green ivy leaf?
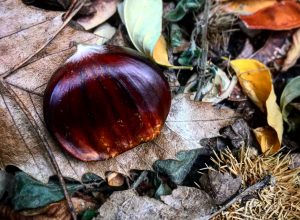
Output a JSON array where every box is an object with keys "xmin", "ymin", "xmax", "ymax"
[
  {"xmin": 11, "ymin": 171, "xmax": 83, "ymax": 211},
  {"xmin": 153, "ymin": 148, "xmax": 209, "ymax": 185},
  {"xmin": 81, "ymin": 172, "xmax": 103, "ymax": 184},
  {"xmin": 178, "ymin": 44, "xmax": 201, "ymax": 66},
  {"xmin": 280, "ymin": 76, "xmax": 300, "ymax": 131},
  {"xmin": 154, "ymin": 182, "xmax": 172, "ymax": 199},
  {"xmin": 170, "ymin": 24, "xmax": 184, "ymax": 48},
  {"xmin": 165, "ymin": 0, "xmax": 204, "ymax": 22},
  {"xmin": 80, "ymin": 209, "xmax": 98, "ymax": 220}
]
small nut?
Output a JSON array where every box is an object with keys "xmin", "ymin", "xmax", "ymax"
[{"xmin": 107, "ymin": 172, "xmax": 125, "ymax": 187}]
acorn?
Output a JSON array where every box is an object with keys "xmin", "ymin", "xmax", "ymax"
[{"xmin": 43, "ymin": 44, "xmax": 171, "ymax": 161}]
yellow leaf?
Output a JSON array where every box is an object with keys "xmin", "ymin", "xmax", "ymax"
[
  {"xmin": 230, "ymin": 59, "xmax": 283, "ymax": 153},
  {"xmin": 253, "ymin": 127, "xmax": 280, "ymax": 153},
  {"xmin": 152, "ymin": 36, "xmax": 192, "ymax": 70}
]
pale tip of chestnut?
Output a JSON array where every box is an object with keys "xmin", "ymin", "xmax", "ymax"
[{"xmin": 67, "ymin": 44, "xmax": 106, "ymax": 63}]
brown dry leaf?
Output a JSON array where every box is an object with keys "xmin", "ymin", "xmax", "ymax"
[
  {"xmin": 240, "ymin": 1, "xmax": 300, "ymax": 30},
  {"xmin": 0, "ymin": 0, "xmax": 237, "ymax": 182},
  {"xmin": 96, "ymin": 187, "xmax": 215, "ymax": 219},
  {"xmin": 249, "ymin": 31, "xmax": 291, "ymax": 65},
  {"xmin": 0, "ymin": 0, "xmax": 102, "ymax": 78},
  {"xmin": 282, "ymin": 28, "xmax": 300, "ymax": 71},
  {"xmin": 0, "ymin": 197, "xmax": 96, "ymax": 220},
  {"xmin": 0, "ymin": 0, "xmax": 58, "ymax": 38},
  {"xmin": 76, "ymin": 0, "xmax": 118, "ymax": 30},
  {"xmin": 230, "ymin": 59, "xmax": 283, "ymax": 153}
]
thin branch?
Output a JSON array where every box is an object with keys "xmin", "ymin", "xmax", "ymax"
[
  {"xmin": 207, "ymin": 175, "xmax": 275, "ymax": 219},
  {"xmin": 132, "ymin": 171, "xmax": 148, "ymax": 189},
  {"xmin": 194, "ymin": 0, "xmax": 211, "ymax": 101}
]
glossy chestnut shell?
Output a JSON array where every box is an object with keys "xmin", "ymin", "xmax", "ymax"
[{"xmin": 44, "ymin": 45, "xmax": 171, "ymax": 161}]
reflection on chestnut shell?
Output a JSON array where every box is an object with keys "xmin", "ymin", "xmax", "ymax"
[{"xmin": 43, "ymin": 45, "xmax": 171, "ymax": 161}]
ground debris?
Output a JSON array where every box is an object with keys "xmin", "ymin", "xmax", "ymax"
[{"xmin": 96, "ymin": 186, "xmax": 216, "ymax": 220}]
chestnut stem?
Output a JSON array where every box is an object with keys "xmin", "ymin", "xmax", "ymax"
[
  {"xmin": 194, "ymin": 0, "xmax": 210, "ymax": 101},
  {"xmin": 2, "ymin": 0, "xmax": 86, "ymax": 82}
]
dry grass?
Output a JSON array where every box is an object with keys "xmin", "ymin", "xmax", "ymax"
[
  {"xmin": 206, "ymin": 1, "xmax": 238, "ymax": 54},
  {"xmin": 210, "ymin": 148, "xmax": 300, "ymax": 220}
]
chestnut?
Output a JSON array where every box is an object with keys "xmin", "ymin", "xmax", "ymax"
[{"xmin": 43, "ymin": 44, "xmax": 171, "ymax": 161}]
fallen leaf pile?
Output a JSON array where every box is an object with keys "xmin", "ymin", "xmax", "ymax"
[{"xmin": 1, "ymin": 0, "xmax": 300, "ymax": 219}]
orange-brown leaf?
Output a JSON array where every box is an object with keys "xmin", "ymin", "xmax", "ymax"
[
  {"xmin": 0, "ymin": 198, "xmax": 96, "ymax": 220},
  {"xmin": 222, "ymin": 0, "xmax": 277, "ymax": 15},
  {"xmin": 240, "ymin": 1, "xmax": 300, "ymax": 30}
]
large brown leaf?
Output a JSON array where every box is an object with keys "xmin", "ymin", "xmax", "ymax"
[{"xmin": 0, "ymin": 0, "xmax": 238, "ymax": 182}]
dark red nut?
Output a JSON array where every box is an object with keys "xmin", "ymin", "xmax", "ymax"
[{"xmin": 43, "ymin": 44, "xmax": 171, "ymax": 161}]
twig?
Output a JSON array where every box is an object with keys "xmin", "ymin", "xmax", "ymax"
[
  {"xmin": 194, "ymin": 0, "xmax": 211, "ymax": 101},
  {"xmin": 207, "ymin": 175, "xmax": 275, "ymax": 219},
  {"xmin": 0, "ymin": 82, "xmax": 78, "ymax": 220},
  {"xmin": 2, "ymin": 0, "xmax": 87, "ymax": 80},
  {"xmin": 132, "ymin": 171, "xmax": 148, "ymax": 189}
]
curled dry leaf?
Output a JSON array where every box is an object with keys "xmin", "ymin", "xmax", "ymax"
[
  {"xmin": 230, "ymin": 59, "xmax": 283, "ymax": 153},
  {"xmin": 202, "ymin": 67, "xmax": 237, "ymax": 104},
  {"xmin": 76, "ymin": 0, "xmax": 118, "ymax": 30},
  {"xmin": 282, "ymin": 28, "xmax": 300, "ymax": 71},
  {"xmin": 199, "ymin": 170, "xmax": 242, "ymax": 205},
  {"xmin": 93, "ymin": 23, "xmax": 117, "ymax": 45},
  {"xmin": 240, "ymin": 1, "xmax": 300, "ymax": 30},
  {"xmin": 250, "ymin": 31, "xmax": 291, "ymax": 65}
]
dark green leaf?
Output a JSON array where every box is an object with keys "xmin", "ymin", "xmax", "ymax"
[
  {"xmin": 154, "ymin": 183, "xmax": 172, "ymax": 199},
  {"xmin": 82, "ymin": 173, "xmax": 103, "ymax": 184},
  {"xmin": 178, "ymin": 44, "xmax": 201, "ymax": 66},
  {"xmin": 165, "ymin": 0, "xmax": 203, "ymax": 22},
  {"xmin": 11, "ymin": 171, "xmax": 83, "ymax": 211},
  {"xmin": 280, "ymin": 76, "xmax": 300, "ymax": 131},
  {"xmin": 0, "ymin": 171, "xmax": 14, "ymax": 200},
  {"xmin": 153, "ymin": 148, "xmax": 209, "ymax": 184},
  {"xmin": 170, "ymin": 24, "xmax": 184, "ymax": 48},
  {"xmin": 80, "ymin": 209, "xmax": 98, "ymax": 220}
]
